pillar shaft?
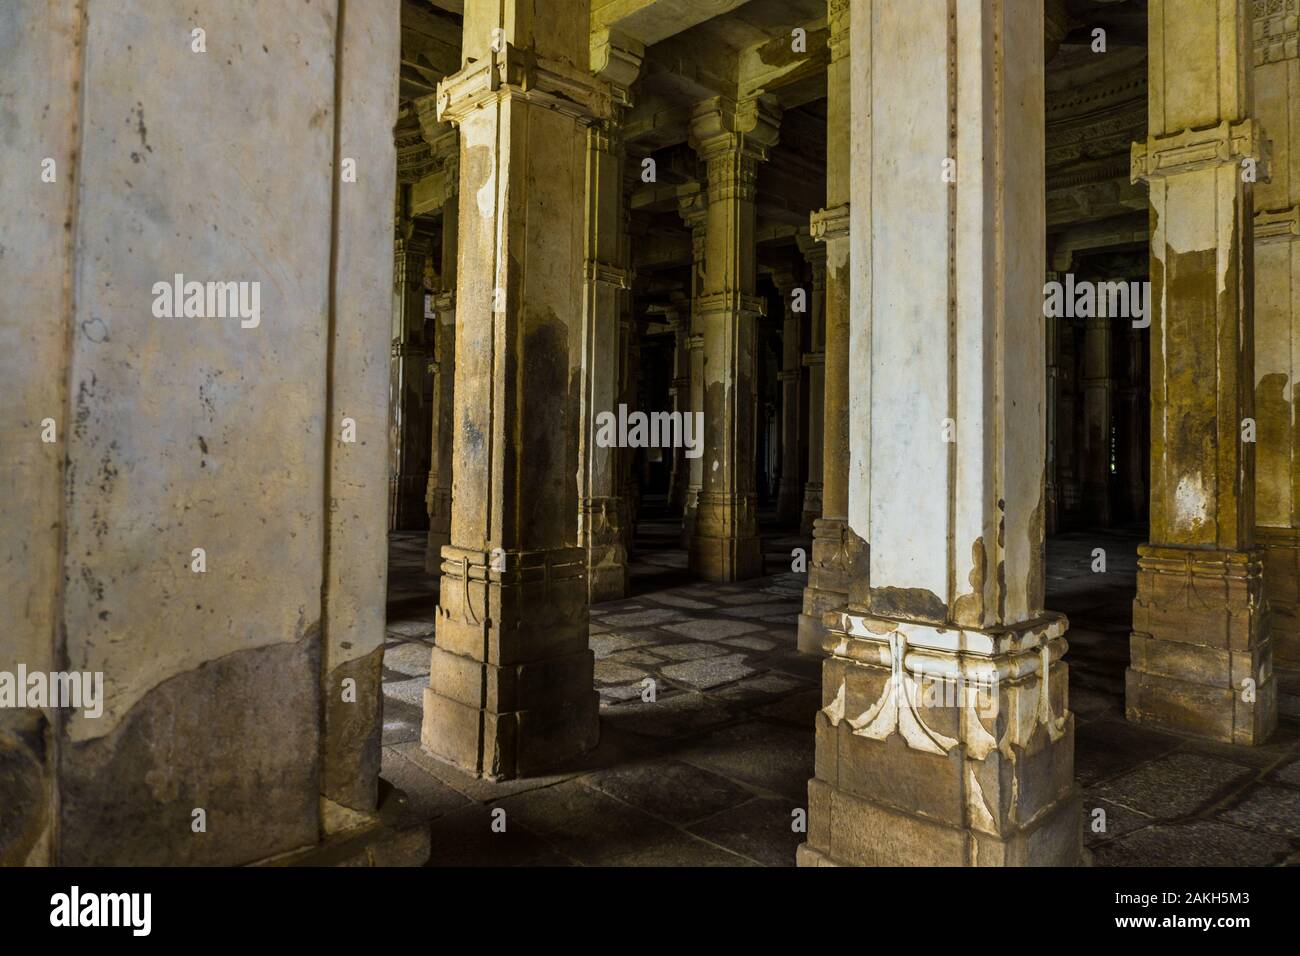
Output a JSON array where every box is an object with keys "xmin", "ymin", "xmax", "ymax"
[
  {"xmin": 667, "ymin": 310, "xmax": 692, "ymax": 511},
  {"xmin": 421, "ymin": 0, "xmax": 604, "ymax": 779},
  {"xmin": 799, "ymin": 0, "xmax": 854, "ymax": 653},
  {"xmin": 1253, "ymin": 2, "xmax": 1300, "ymax": 682},
  {"xmin": 389, "ymin": 222, "xmax": 432, "ymax": 530},
  {"xmin": 579, "ymin": 116, "xmax": 634, "ymax": 604},
  {"xmin": 800, "ymin": 239, "xmax": 827, "ymax": 535},
  {"xmin": 687, "ymin": 96, "xmax": 780, "ymax": 581},
  {"xmin": 420, "ymin": 119, "xmax": 458, "ymax": 571},
  {"xmin": 775, "ymin": 266, "xmax": 805, "ymax": 527},
  {"xmin": 1126, "ymin": 0, "xmax": 1276, "ymax": 744},
  {"xmin": 678, "ymin": 186, "xmax": 708, "ymax": 547},
  {"xmin": 1082, "ymin": 314, "xmax": 1114, "ymax": 527},
  {"xmin": 801, "ymin": 0, "xmax": 1079, "ymax": 867}
]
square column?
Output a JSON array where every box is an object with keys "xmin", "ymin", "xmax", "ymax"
[
  {"xmin": 389, "ymin": 220, "xmax": 433, "ymax": 531},
  {"xmin": 1253, "ymin": 2, "xmax": 1300, "ymax": 693},
  {"xmin": 421, "ymin": 1, "xmax": 607, "ymax": 779},
  {"xmin": 799, "ymin": 0, "xmax": 856, "ymax": 654},
  {"xmin": 1126, "ymin": 0, "xmax": 1276, "ymax": 744},
  {"xmin": 687, "ymin": 95, "xmax": 781, "ymax": 582},
  {"xmin": 667, "ymin": 304, "xmax": 693, "ymax": 511},
  {"xmin": 1081, "ymin": 314, "xmax": 1114, "ymax": 527},
  {"xmin": 800, "ymin": 0, "xmax": 1079, "ymax": 867}
]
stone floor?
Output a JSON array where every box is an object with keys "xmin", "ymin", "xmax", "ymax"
[{"xmin": 381, "ymin": 516, "xmax": 1300, "ymax": 866}]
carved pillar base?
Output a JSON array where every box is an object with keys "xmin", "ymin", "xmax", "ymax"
[
  {"xmin": 421, "ymin": 545, "xmax": 599, "ymax": 780},
  {"xmin": 1259, "ymin": 528, "xmax": 1300, "ymax": 673},
  {"xmin": 1126, "ymin": 545, "xmax": 1277, "ymax": 745},
  {"xmin": 582, "ymin": 495, "xmax": 629, "ymax": 604},
  {"xmin": 800, "ymin": 482, "xmax": 823, "ymax": 537},
  {"xmin": 690, "ymin": 492, "xmax": 762, "ymax": 582},
  {"xmin": 799, "ymin": 611, "xmax": 1080, "ymax": 867},
  {"xmin": 797, "ymin": 517, "xmax": 858, "ymax": 655}
]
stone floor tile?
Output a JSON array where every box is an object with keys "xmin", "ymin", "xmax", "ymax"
[
  {"xmin": 383, "ymin": 641, "xmax": 432, "ymax": 677},
  {"xmin": 675, "ymin": 721, "xmax": 814, "ymax": 802},
  {"xmin": 1218, "ymin": 784, "xmax": 1300, "ymax": 836},
  {"xmin": 583, "ymin": 758, "xmax": 754, "ymax": 825},
  {"xmin": 595, "ymin": 659, "xmax": 651, "ymax": 684},
  {"xmin": 1090, "ymin": 820, "xmax": 1290, "ymax": 867},
  {"xmin": 662, "ymin": 618, "xmax": 762, "ymax": 640},
  {"xmin": 382, "ymin": 676, "xmax": 428, "ymax": 709},
  {"xmin": 660, "ymin": 653, "xmax": 759, "ymax": 690},
  {"xmin": 1074, "ymin": 717, "xmax": 1181, "ymax": 786},
  {"xmin": 427, "ymin": 803, "xmax": 574, "ymax": 867},
  {"xmin": 652, "ymin": 641, "xmax": 732, "ymax": 661},
  {"xmin": 382, "ymin": 746, "xmax": 473, "ymax": 820},
  {"xmin": 602, "ymin": 608, "xmax": 688, "ymax": 627},
  {"xmin": 599, "ymin": 690, "xmax": 737, "ymax": 740},
  {"xmin": 1095, "ymin": 751, "xmax": 1256, "ymax": 819},
  {"xmin": 687, "ymin": 796, "xmax": 803, "ymax": 867},
  {"xmin": 1080, "ymin": 796, "xmax": 1155, "ymax": 845}
]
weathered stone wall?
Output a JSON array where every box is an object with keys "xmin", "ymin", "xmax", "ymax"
[{"xmin": 0, "ymin": 0, "xmax": 398, "ymax": 865}]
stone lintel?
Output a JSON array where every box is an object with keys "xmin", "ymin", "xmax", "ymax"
[{"xmin": 688, "ymin": 94, "xmax": 782, "ymax": 163}]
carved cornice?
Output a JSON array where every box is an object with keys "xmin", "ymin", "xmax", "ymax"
[
  {"xmin": 1254, "ymin": 0, "xmax": 1300, "ymax": 63},
  {"xmin": 586, "ymin": 260, "xmax": 631, "ymax": 288},
  {"xmin": 696, "ymin": 291, "xmax": 766, "ymax": 318},
  {"xmin": 1132, "ymin": 119, "xmax": 1268, "ymax": 183},
  {"xmin": 437, "ymin": 44, "xmax": 612, "ymax": 128}
]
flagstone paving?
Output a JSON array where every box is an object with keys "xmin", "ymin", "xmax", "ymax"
[{"xmin": 382, "ymin": 522, "xmax": 1300, "ymax": 866}]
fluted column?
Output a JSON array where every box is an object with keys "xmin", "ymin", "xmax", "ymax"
[
  {"xmin": 801, "ymin": 0, "xmax": 1078, "ymax": 866},
  {"xmin": 799, "ymin": 234, "xmax": 827, "ymax": 535},
  {"xmin": 1253, "ymin": 0, "xmax": 1300, "ymax": 685},
  {"xmin": 1124, "ymin": 0, "xmax": 1275, "ymax": 745},
  {"xmin": 687, "ymin": 95, "xmax": 780, "ymax": 581},
  {"xmin": 798, "ymin": 0, "xmax": 855, "ymax": 654},
  {"xmin": 421, "ymin": 0, "xmax": 606, "ymax": 778}
]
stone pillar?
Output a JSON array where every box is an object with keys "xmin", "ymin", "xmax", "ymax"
[
  {"xmin": 1081, "ymin": 312, "xmax": 1114, "ymax": 527},
  {"xmin": 687, "ymin": 95, "xmax": 780, "ymax": 581},
  {"xmin": 678, "ymin": 185, "xmax": 708, "ymax": 547},
  {"xmin": 1, "ymin": 0, "xmax": 400, "ymax": 864},
  {"xmin": 1253, "ymin": 0, "xmax": 1300, "ymax": 686},
  {"xmin": 667, "ymin": 305, "xmax": 692, "ymax": 512},
  {"xmin": 618, "ymin": 312, "xmax": 642, "ymax": 537},
  {"xmin": 421, "ymin": 0, "xmax": 605, "ymax": 779},
  {"xmin": 389, "ymin": 216, "xmax": 433, "ymax": 531},
  {"xmin": 799, "ymin": 235, "xmax": 827, "ymax": 536},
  {"xmin": 1125, "ymin": 0, "xmax": 1276, "ymax": 745},
  {"xmin": 417, "ymin": 111, "xmax": 459, "ymax": 571},
  {"xmin": 801, "ymin": 0, "xmax": 1080, "ymax": 867},
  {"xmin": 579, "ymin": 35, "xmax": 641, "ymax": 604},
  {"xmin": 774, "ymin": 264, "xmax": 805, "ymax": 527},
  {"xmin": 798, "ymin": 0, "xmax": 854, "ymax": 654}
]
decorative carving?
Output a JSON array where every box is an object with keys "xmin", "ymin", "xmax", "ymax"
[
  {"xmin": 809, "ymin": 203, "xmax": 850, "ymax": 242},
  {"xmin": 1254, "ymin": 0, "xmax": 1300, "ymax": 63},
  {"xmin": 1132, "ymin": 119, "xmax": 1268, "ymax": 183}
]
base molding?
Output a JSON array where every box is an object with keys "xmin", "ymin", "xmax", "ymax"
[{"xmin": 1126, "ymin": 544, "xmax": 1276, "ymax": 745}]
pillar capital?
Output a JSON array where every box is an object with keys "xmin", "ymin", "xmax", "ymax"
[
  {"xmin": 590, "ymin": 28, "xmax": 645, "ymax": 107},
  {"xmin": 437, "ymin": 43, "xmax": 612, "ymax": 128},
  {"xmin": 688, "ymin": 94, "xmax": 782, "ymax": 166}
]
